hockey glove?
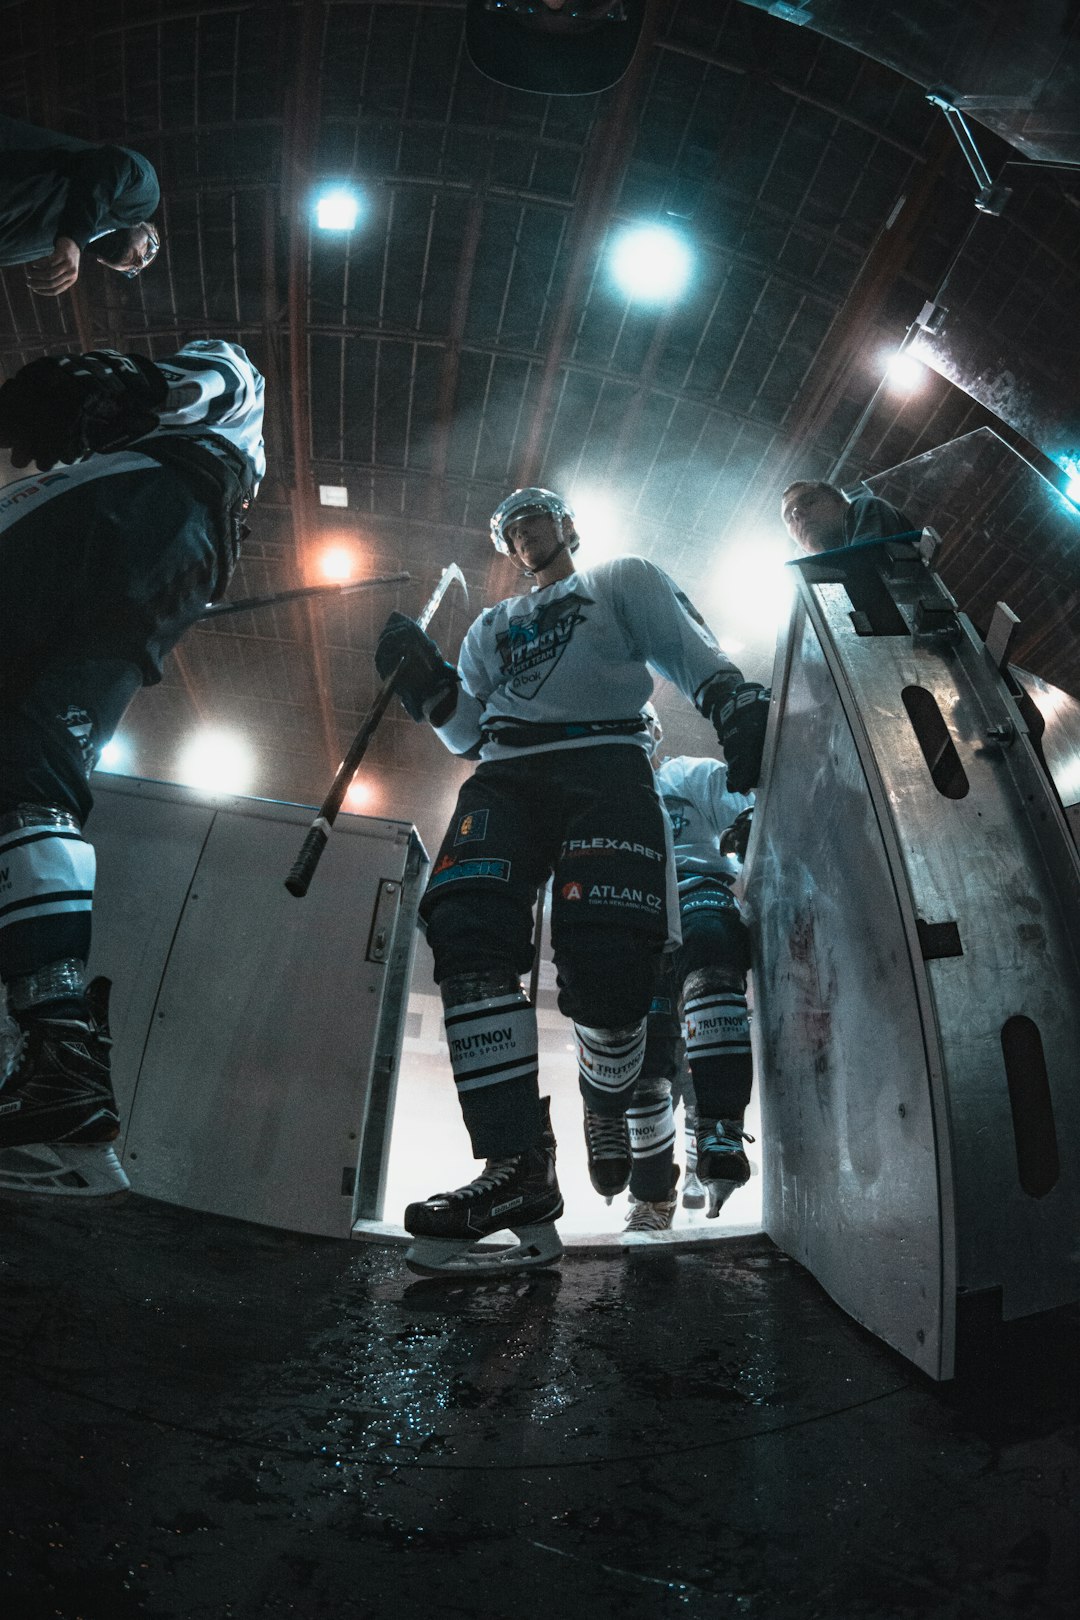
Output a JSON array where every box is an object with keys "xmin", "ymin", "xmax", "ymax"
[
  {"xmin": 719, "ymin": 806, "xmax": 754, "ymax": 863},
  {"xmin": 715, "ymin": 682, "xmax": 770, "ymax": 793},
  {"xmin": 0, "ymin": 350, "xmax": 167, "ymax": 470},
  {"xmin": 375, "ymin": 611, "xmax": 459, "ymax": 724}
]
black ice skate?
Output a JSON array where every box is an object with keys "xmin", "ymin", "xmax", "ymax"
[
  {"xmin": 582, "ymin": 1103, "xmax": 631, "ymax": 1202},
  {"xmin": 404, "ymin": 1097, "xmax": 563, "ymax": 1276},
  {"xmin": 0, "ymin": 978, "xmax": 130, "ymax": 1199},
  {"xmin": 696, "ymin": 1118, "xmax": 755, "ymax": 1219}
]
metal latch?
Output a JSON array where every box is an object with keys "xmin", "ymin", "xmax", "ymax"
[{"xmin": 366, "ymin": 879, "xmax": 401, "ymax": 963}]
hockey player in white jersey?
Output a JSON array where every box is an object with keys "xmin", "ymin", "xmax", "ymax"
[
  {"xmin": 606, "ymin": 706, "xmax": 757, "ymax": 1232},
  {"xmin": 375, "ymin": 487, "xmax": 769, "ymax": 1274},
  {"xmin": 0, "ymin": 340, "xmax": 264, "ymax": 1198}
]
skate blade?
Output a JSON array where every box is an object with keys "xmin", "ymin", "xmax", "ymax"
[
  {"xmin": 704, "ymin": 1181, "xmax": 743, "ymax": 1219},
  {"xmin": 405, "ymin": 1222, "xmax": 563, "ymax": 1278},
  {"xmin": 0, "ymin": 1142, "xmax": 130, "ymax": 1200}
]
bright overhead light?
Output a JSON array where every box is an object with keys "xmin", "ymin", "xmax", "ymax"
[
  {"xmin": 319, "ymin": 484, "xmax": 348, "ymax": 507},
  {"xmin": 177, "ymin": 728, "xmax": 255, "ymax": 797},
  {"xmin": 315, "ymin": 187, "xmax": 361, "ymax": 231},
  {"xmin": 884, "ymin": 351, "xmax": 927, "ymax": 392},
  {"xmin": 569, "ymin": 489, "xmax": 622, "ymax": 565},
  {"xmin": 344, "ymin": 780, "xmax": 373, "ymax": 813},
  {"xmin": 706, "ymin": 538, "xmax": 794, "ymax": 641},
  {"xmin": 96, "ymin": 738, "xmax": 130, "ymax": 774},
  {"xmin": 609, "ymin": 223, "xmax": 694, "ymax": 303},
  {"xmin": 318, "ymin": 544, "xmax": 359, "ymax": 583},
  {"xmin": 1059, "ymin": 455, "xmax": 1080, "ymax": 506}
]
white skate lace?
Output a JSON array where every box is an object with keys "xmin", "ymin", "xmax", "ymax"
[
  {"xmin": 625, "ymin": 1195, "xmax": 676, "ymax": 1233},
  {"xmin": 439, "ymin": 1155, "xmax": 521, "ymax": 1202},
  {"xmin": 584, "ymin": 1111, "xmax": 629, "ymax": 1159}
]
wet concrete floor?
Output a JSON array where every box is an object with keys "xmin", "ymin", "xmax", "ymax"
[{"xmin": 0, "ymin": 1195, "xmax": 1076, "ymax": 1619}]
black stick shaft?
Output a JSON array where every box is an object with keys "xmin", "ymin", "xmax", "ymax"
[{"xmin": 284, "ymin": 655, "xmax": 405, "ymax": 898}]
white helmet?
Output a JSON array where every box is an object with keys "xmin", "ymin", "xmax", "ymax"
[{"xmin": 489, "ymin": 487, "xmax": 578, "ymax": 556}]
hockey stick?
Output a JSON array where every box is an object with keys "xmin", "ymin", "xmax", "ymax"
[
  {"xmin": 199, "ymin": 571, "xmax": 410, "ymax": 620},
  {"xmin": 285, "ymin": 563, "xmax": 468, "ymax": 897}
]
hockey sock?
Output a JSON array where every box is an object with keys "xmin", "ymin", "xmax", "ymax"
[
  {"xmin": 627, "ymin": 1092, "xmax": 676, "ymax": 1201},
  {"xmin": 574, "ymin": 1019, "xmax": 647, "ymax": 1115},
  {"xmin": 683, "ymin": 985, "xmax": 753, "ymax": 1121},
  {"xmin": 0, "ymin": 810, "xmax": 94, "ymax": 993},
  {"xmin": 442, "ymin": 978, "xmax": 540, "ymax": 1159}
]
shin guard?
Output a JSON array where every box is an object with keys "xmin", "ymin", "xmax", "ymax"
[{"xmin": 574, "ymin": 1019, "xmax": 647, "ymax": 1115}]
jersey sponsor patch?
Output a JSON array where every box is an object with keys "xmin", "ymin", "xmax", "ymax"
[
  {"xmin": 495, "ymin": 591, "xmax": 592, "ymax": 699},
  {"xmin": 453, "ymin": 808, "xmax": 489, "ymax": 846},
  {"xmin": 561, "ymin": 880, "xmax": 583, "ymax": 901},
  {"xmin": 560, "ymin": 836, "xmax": 664, "ymax": 862},
  {"xmin": 427, "ymin": 856, "xmax": 511, "ymax": 890}
]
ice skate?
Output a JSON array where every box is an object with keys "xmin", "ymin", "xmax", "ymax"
[
  {"xmin": 622, "ymin": 1168, "xmax": 679, "ymax": 1240},
  {"xmin": 0, "ymin": 978, "xmax": 129, "ymax": 1199},
  {"xmin": 697, "ymin": 1117, "xmax": 754, "ymax": 1218},
  {"xmin": 404, "ymin": 1097, "xmax": 563, "ymax": 1276},
  {"xmin": 582, "ymin": 1104, "xmax": 631, "ymax": 1203}
]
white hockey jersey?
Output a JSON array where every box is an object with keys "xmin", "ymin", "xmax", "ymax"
[
  {"xmin": 435, "ymin": 555, "xmax": 741, "ymax": 762},
  {"xmin": 655, "ymin": 755, "xmax": 753, "ymax": 881},
  {"xmin": 0, "ymin": 341, "xmax": 265, "ymax": 540}
]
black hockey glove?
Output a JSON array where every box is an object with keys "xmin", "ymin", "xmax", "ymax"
[
  {"xmin": 714, "ymin": 681, "xmax": 770, "ymax": 793},
  {"xmin": 719, "ymin": 806, "xmax": 753, "ymax": 863},
  {"xmin": 0, "ymin": 350, "xmax": 167, "ymax": 471},
  {"xmin": 375, "ymin": 611, "xmax": 459, "ymax": 724}
]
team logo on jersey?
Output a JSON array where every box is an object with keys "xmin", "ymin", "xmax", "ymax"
[
  {"xmin": 454, "ymin": 809, "xmax": 489, "ymax": 845},
  {"xmin": 428, "ymin": 857, "xmax": 511, "ymax": 891},
  {"xmin": 666, "ymin": 806, "xmax": 689, "ymax": 839},
  {"xmin": 561, "ymin": 881, "xmax": 584, "ymax": 901},
  {"xmin": 495, "ymin": 591, "xmax": 592, "ymax": 699}
]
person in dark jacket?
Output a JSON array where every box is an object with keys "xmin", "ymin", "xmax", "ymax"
[{"xmin": 0, "ymin": 113, "xmax": 160, "ymax": 296}]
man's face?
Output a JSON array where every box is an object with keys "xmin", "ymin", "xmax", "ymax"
[
  {"xmin": 781, "ymin": 484, "xmax": 848, "ymax": 554},
  {"xmin": 505, "ymin": 510, "xmax": 567, "ymax": 571},
  {"xmin": 95, "ymin": 225, "xmax": 158, "ymax": 276}
]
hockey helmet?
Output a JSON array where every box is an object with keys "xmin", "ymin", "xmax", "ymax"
[{"xmin": 490, "ymin": 487, "xmax": 578, "ymax": 556}]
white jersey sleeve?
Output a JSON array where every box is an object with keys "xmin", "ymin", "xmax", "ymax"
[{"xmin": 152, "ymin": 340, "xmax": 266, "ymax": 484}]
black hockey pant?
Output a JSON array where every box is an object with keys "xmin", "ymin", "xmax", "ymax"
[{"xmin": 420, "ymin": 745, "xmax": 674, "ymax": 1157}]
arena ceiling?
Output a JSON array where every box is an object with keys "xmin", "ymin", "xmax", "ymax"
[{"xmin": 1, "ymin": 0, "xmax": 1078, "ymax": 850}]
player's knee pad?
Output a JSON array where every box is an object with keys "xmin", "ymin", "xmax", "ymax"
[
  {"xmin": 574, "ymin": 1019, "xmax": 647, "ymax": 1115},
  {"xmin": 0, "ymin": 804, "xmax": 94, "ymax": 981},
  {"xmin": 555, "ymin": 926, "xmax": 659, "ymax": 1028}
]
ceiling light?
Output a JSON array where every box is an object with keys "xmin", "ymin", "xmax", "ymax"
[
  {"xmin": 176, "ymin": 728, "xmax": 255, "ymax": 796},
  {"xmin": 315, "ymin": 187, "xmax": 361, "ymax": 231},
  {"xmin": 884, "ymin": 351, "xmax": 927, "ymax": 392},
  {"xmin": 568, "ymin": 489, "xmax": 621, "ymax": 565},
  {"xmin": 96, "ymin": 738, "xmax": 130, "ymax": 774},
  {"xmin": 1059, "ymin": 455, "xmax": 1080, "ymax": 507},
  {"xmin": 344, "ymin": 780, "xmax": 373, "ymax": 812},
  {"xmin": 319, "ymin": 545, "xmax": 358, "ymax": 583},
  {"xmin": 706, "ymin": 539, "xmax": 794, "ymax": 640},
  {"xmin": 609, "ymin": 223, "xmax": 694, "ymax": 304},
  {"xmin": 319, "ymin": 484, "xmax": 348, "ymax": 507}
]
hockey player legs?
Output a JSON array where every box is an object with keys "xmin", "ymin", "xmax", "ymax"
[
  {"xmin": 409, "ymin": 746, "xmax": 668, "ymax": 1274},
  {"xmin": 0, "ymin": 342, "xmax": 264, "ymax": 1197}
]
